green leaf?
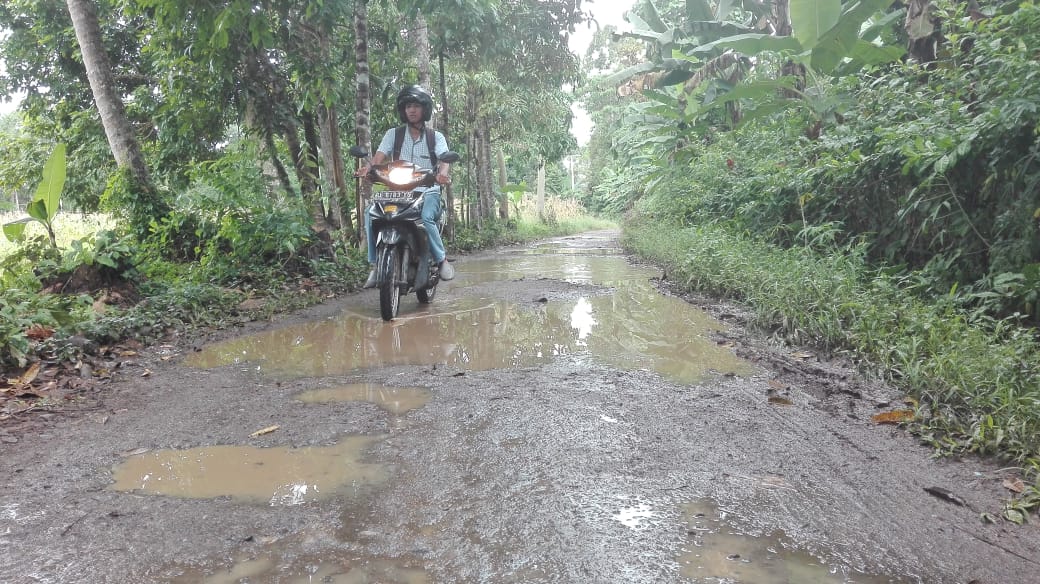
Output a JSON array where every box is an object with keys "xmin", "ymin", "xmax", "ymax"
[
  {"xmin": 690, "ymin": 79, "xmax": 796, "ymax": 117},
  {"xmin": 812, "ymin": 0, "xmax": 901, "ymax": 73},
  {"xmin": 714, "ymin": 0, "xmax": 736, "ymax": 19},
  {"xmin": 2, "ymin": 219, "xmax": 31, "ymax": 242},
  {"xmin": 690, "ymin": 33, "xmax": 802, "ymax": 56},
  {"xmin": 685, "ymin": 0, "xmax": 714, "ymax": 22},
  {"xmin": 790, "ymin": 0, "xmax": 841, "ymax": 49},
  {"xmin": 633, "ymin": 0, "xmax": 669, "ymax": 33},
  {"xmin": 34, "ymin": 143, "xmax": 66, "ymax": 222},
  {"xmin": 26, "ymin": 199, "xmax": 48, "ymax": 223}
]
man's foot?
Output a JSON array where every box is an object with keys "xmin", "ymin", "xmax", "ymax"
[
  {"xmin": 363, "ymin": 268, "xmax": 377, "ymax": 288},
  {"xmin": 438, "ymin": 259, "xmax": 455, "ymax": 281}
]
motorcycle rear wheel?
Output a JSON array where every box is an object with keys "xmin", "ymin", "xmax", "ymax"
[
  {"xmin": 378, "ymin": 247, "xmax": 401, "ymax": 321},
  {"xmin": 417, "ymin": 281, "xmax": 437, "ymax": 304}
]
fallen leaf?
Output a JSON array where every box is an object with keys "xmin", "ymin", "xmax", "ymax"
[
  {"xmin": 767, "ymin": 379, "xmax": 787, "ymax": 390},
  {"xmin": 768, "ymin": 396, "xmax": 794, "ymax": 406},
  {"xmin": 25, "ymin": 325, "xmax": 54, "ymax": 341},
  {"xmin": 119, "ymin": 350, "xmax": 139, "ymax": 357},
  {"xmin": 15, "ymin": 362, "xmax": 42, "ymax": 387},
  {"xmin": 791, "ymin": 351, "xmax": 813, "ymax": 360},
  {"xmin": 1003, "ymin": 477, "xmax": 1026, "ymax": 494},
  {"xmin": 141, "ymin": 369, "xmax": 152, "ymax": 378},
  {"xmin": 250, "ymin": 425, "xmax": 280, "ymax": 438},
  {"xmin": 120, "ymin": 447, "xmax": 151, "ymax": 457},
  {"xmin": 871, "ymin": 410, "xmax": 915, "ymax": 424}
]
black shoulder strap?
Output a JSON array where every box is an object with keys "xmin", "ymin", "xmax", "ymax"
[
  {"xmin": 393, "ymin": 125, "xmax": 439, "ymax": 168},
  {"xmin": 426, "ymin": 128, "xmax": 438, "ymax": 168},
  {"xmin": 392, "ymin": 125, "xmax": 406, "ymax": 161}
]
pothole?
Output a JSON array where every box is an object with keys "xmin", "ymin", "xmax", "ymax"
[{"xmin": 110, "ymin": 435, "xmax": 387, "ymax": 505}]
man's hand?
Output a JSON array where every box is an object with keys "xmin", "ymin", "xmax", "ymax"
[{"xmin": 435, "ymin": 170, "xmax": 451, "ymax": 185}]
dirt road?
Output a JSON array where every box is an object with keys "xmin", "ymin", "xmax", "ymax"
[{"xmin": 2, "ymin": 231, "xmax": 1037, "ymax": 583}]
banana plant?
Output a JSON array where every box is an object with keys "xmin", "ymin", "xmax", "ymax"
[
  {"xmin": 3, "ymin": 144, "xmax": 66, "ymax": 248},
  {"xmin": 606, "ymin": 0, "xmax": 906, "ymax": 132}
]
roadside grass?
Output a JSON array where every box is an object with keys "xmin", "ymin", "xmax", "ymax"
[
  {"xmin": 0, "ymin": 202, "xmax": 610, "ymax": 374},
  {"xmin": 453, "ymin": 196, "xmax": 616, "ymax": 251},
  {"xmin": 623, "ymin": 217, "xmax": 1040, "ymax": 521},
  {"xmin": 0, "ymin": 212, "xmax": 115, "ymax": 259}
]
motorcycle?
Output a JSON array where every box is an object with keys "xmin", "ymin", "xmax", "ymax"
[{"xmin": 349, "ymin": 145, "xmax": 461, "ymax": 321}]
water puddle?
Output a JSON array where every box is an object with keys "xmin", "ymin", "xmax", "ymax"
[
  {"xmin": 168, "ymin": 555, "xmax": 428, "ymax": 584},
  {"xmin": 110, "ymin": 435, "xmax": 387, "ymax": 505},
  {"xmin": 186, "ymin": 283, "xmax": 752, "ymax": 384},
  {"xmin": 453, "ymin": 254, "xmax": 659, "ymax": 287},
  {"xmin": 296, "ymin": 383, "xmax": 431, "ymax": 415},
  {"xmin": 679, "ymin": 500, "xmax": 908, "ymax": 583}
]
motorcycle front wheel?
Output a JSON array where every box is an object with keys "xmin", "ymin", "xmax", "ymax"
[{"xmin": 378, "ymin": 246, "xmax": 401, "ymax": 321}]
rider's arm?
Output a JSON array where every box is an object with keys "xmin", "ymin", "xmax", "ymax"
[
  {"xmin": 435, "ymin": 160, "xmax": 451, "ymax": 185},
  {"xmin": 434, "ymin": 131, "xmax": 451, "ymax": 184},
  {"xmin": 359, "ymin": 151, "xmax": 388, "ymax": 177}
]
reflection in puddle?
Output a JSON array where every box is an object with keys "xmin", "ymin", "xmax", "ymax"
[
  {"xmin": 170, "ymin": 556, "xmax": 428, "ymax": 584},
  {"xmin": 613, "ymin": 503, "xmax": 656, "ymax": 529},
  {"xmin": 296, "ymin": 383, "xmax": 431, "ymax": 415},
  {"xmin": 679, "ymin": 501, "xmax": 907, "ymax": 583},
  {"xmin": 455, "ymin": 255, "xmax": 659, "ymax": 287},
  {"xmin": 111, "ymin": 436, "xmax": 387, "ymax": 505},
  {"xmin": 186, "ymin": 284, "xmax": 753, "ymax": 385}
]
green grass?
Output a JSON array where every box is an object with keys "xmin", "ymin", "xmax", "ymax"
[
  {"xmin": 0, "ymin": 212, "xmax": 115, "ymax": 258},
  {"xmin": 623, "ymin": 216, "xmax": 1040, "ymax": 520}
]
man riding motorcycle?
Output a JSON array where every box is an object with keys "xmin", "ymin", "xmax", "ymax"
[{"xmin": 358, "ymin": 85, "xmax": 455, "ymax": 288}]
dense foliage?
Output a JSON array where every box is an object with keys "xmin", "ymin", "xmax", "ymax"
[{"xmin": 581, "ymin": 0, "xmax": 1040, "ymax": 516}]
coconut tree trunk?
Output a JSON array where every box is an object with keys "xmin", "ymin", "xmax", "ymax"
[
  {"xmin": 414, "ymin": 13, "xmax": 432, "ymax": 90},
  {"xmin": 65, "ymin": 0, "xmax": 156, "ymax": 214},
  {"xmin": 498, "ymin": 150, "xmax": 508, "ymax": 221},
  {"xmin": 354, "ymin": 0, "xmax": 373, "ymax": 247},
  {"xmin": 438, "ymin": 50, "xmax": 455, "ymax": 239}
]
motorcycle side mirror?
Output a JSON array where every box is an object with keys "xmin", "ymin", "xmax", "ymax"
[
  {"xmin": 349, "ymin": 145, "xmax": 369, "ymax": 158},
  {"xmin": 440, "ymin": 151, "xmax": 461, "ymax": 164}
]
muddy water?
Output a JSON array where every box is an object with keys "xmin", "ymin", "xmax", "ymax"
[
  {"xmin": 679, "ymin": 501, "xmax": 908, "ymax": 583},
  {"xmin": 185, "ymin": 256, "xmax": 753, "ymax": 384},
  {"xmin": 110, "ymin": 435, "xmax": 387, "ymax": 505}
]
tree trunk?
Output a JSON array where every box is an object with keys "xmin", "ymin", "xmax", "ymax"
[
  {"xmin": 536, "ymin": 164, "xmax": 546, "ymax": 221},
  {"xmin": 66, "ymin": 0, "xmax": 149, "ymax": 185},
  {"xmin": 318, "ymin": 104, "xmax": 351, "ymax": 238},
  {"xmin": 414, "ymin": 14, "xmax": 432, "ymax": 91},
  {"xmin": 354, "ymin": 0, "xmax": 373, "ymax": 248},
  {"xmin": 65, "ymin": 0, "xmax": 159, "ymax": 229},
  {"xmin": 438, "ymin": 50, "xmax": 455, "ymax": 240},
  {"xmin": 475, "ymin": 121, "xmax": 495, "ymax": 222},
  {"xmin": 497, "ymin": 150, "xmax": 508, "ymax": 221}
]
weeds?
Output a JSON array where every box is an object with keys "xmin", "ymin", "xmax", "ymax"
[{"xmin": 623, "ymin": 217, "xmax": 1040, "ymax": 519}]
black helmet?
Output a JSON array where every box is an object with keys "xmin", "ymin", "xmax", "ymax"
[{"xmin": 396, "ymin": 85, "xmax": 434, "ymax": 123}]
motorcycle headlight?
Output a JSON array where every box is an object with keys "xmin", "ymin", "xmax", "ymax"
[{"xmin": 388, "ymin": 166, "xmax": 416, "ymax": 184}]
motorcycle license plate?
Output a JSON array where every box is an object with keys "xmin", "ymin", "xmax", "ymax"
[{"xmin": 376, "ymin": 190, "xmax": 413, "ymax": 201}]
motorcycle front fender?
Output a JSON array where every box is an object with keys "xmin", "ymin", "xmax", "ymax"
[{"xmin": 378, "ymin": 226, "xmax": 403, "ymax": 247}]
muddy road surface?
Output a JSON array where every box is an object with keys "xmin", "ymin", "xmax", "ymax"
[{"xmin": 2, "ymin": 231, "xmax": 1038, "ymax": 583}]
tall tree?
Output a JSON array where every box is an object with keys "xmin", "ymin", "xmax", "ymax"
[
  {"xmin": 354, "ymin": 0, "xmax": 374, "ymax": 246},
  {"xmin": 64, "ymin": 0, "xmax": 147, "ymax": 185},
  {"xmin": 65, "ymin": 0, "xmax": 165, "ymax": 234}
]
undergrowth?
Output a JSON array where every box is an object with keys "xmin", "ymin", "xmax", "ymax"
[{"xmin": 623, "ymin": 217, "xmax": 1040, "ymax": 522}]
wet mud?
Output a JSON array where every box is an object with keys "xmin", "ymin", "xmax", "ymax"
[{"xmin": 2, "ymin": 231, "xmax": 1038, "ymax": 583}]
